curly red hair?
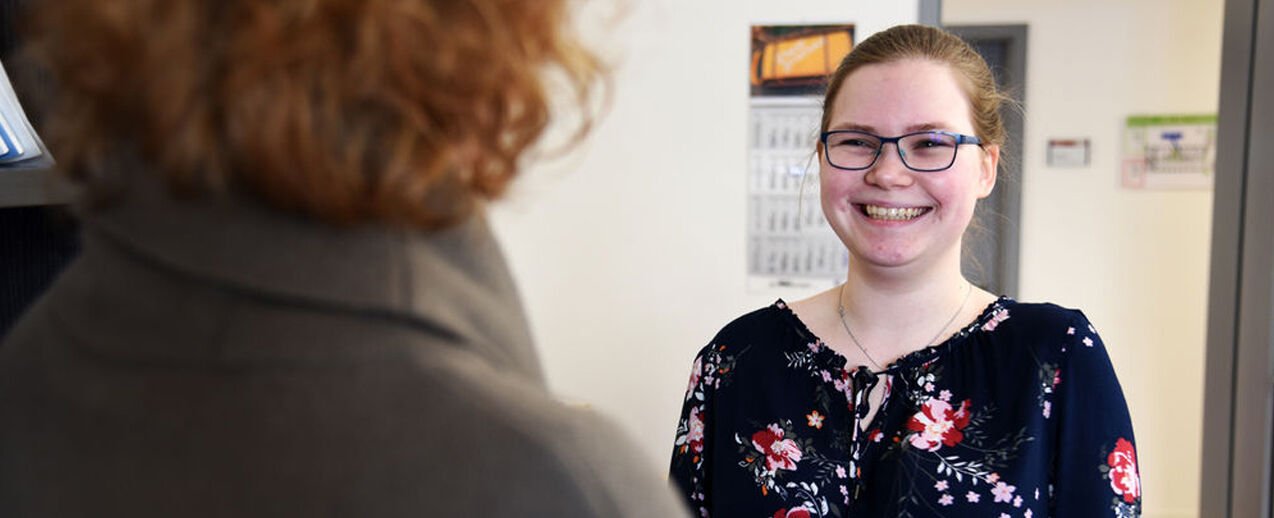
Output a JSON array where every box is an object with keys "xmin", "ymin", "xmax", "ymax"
[{"xmin": 32, "ymin": 0, "xmax": 602, "ymax": 229}]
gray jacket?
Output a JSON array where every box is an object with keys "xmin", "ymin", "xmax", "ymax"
[{"xmin": 0, "ymin": 177, "xmax": 687, "ymax": 517}]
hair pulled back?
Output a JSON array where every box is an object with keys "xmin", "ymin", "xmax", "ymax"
[{"xmin": 821, "ymin": 24, "xmax": 1008, "ymax": 149}]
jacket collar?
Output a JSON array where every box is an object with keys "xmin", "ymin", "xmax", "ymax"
[{"xmin": 81, "ymin": 172, "xmax": 545, "ymax": 382}]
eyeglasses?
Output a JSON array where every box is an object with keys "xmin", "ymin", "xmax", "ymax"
[{"xmin": 820, "ymin": 130, "xmax": 983, "ymax": 172}]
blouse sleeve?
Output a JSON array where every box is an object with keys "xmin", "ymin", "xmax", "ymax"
[
  {"xmin": 1050, "ymin": 312, "xmax": 1142, "ymax": 517},
  {"xmin": 669, "ymin": 345, "xmax": 715, "ymax": 518}
]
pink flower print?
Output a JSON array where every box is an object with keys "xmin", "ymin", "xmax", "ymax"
[
  {"xmin": 1067, "ymin": 326, "xmax": 1075, "ymax": 335},
  {"xmin": 999, "ymin": 514, "xmax": 1010, "ymax": 518},
  {"xmin": 966, "ymin": 491, "xmax": 980, "ymax": 503},
  {"xmin": 807, "ymin": 411, "xmax": 824, "ymax": 429},
  {"xmin": 836, "ymin": 465, "xmax": 847, "ymax": 478},
  {"xmin": 934, "ymin": 480, "xmax": 949, "ymax": 491},
  {"xmin": 833, "ymin": 370, "xmax": 851, "ymax": 393},
  {"xmin": 939, "ymin": 389, "xmax": 952, "ymax": 401},
  {"xmin": 938, "ymin": 494, "xmax": 954, "ymax": 506},
  {"xmin": 1107, "ymin": 438, "xmax": 1141, "ymax": 503},
  {"xmin": 821, "ymin": 370, "xmax": 832, "ymax": 382},
  {"xmin": 752, "ymin": 424, "xmax": 803, "ymax": 472},
  {"xmin": 1053, "ymin": 369, "xmax": 1061, "ymax": 387},
  {"xmin": 1025, "ymin": 510, "xmax": 1033, "ymax": 518},
  {"xmin": 685, "ymin": 357, "xmax": 703, "ymax": 400},
  {"xmin": 906, "ymin": 398, "xmax": 973, "ymax": 451},
  {"xmin": 1013, "ymin": 495, "xmax": 1023, "ymax": 507},
  {"xmin": 982, "ymin": 308, "xmax": 1010, "ymax": 331},
  {"xmin": 687, "ymin": 406, "xmax": 706, "ymax": 453},
  {"xmin": 1083, "ymin": 336, "xmax": 1094, "ymax": 347},
  {"xmin": 991, "ymin": 481, "xmax": 1016, "ymax": 503},
  {"xmin": 1043, "ymin": 401, "xmax": 1052, "ymax": 419},
  {"xmin": 924, "ymin": 382, "xmax": 935, "ymax": 392},
  {"xmin": 807, "ymin": 341, "xmax": 821, "ymax": 353},
  {"xmin": 986, "ymin": 472, "xmax": 1000, "ymax": 483}
]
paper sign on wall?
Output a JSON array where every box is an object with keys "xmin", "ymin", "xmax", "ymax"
[{"xmin": 1121, "ymin": 114, "xmax": 1216, "ymax": 190}]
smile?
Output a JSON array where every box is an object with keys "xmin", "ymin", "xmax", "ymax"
[{"xmin": 861, "ymin": 204, "xmax": 931, "ymax": 221}]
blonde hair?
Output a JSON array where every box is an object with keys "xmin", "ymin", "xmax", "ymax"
[
  {"xmin": 821, "ymin": 24, "xmax": 1008, "ymax": 148},
  {"xmin": 33, "ymin": 0, "xmax": 603, "ymax": 229}
]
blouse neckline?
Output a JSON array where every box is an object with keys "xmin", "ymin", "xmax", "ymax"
[{"xmin": 773, "ymin": 295, "xmax": 1013, "ymax": 375}]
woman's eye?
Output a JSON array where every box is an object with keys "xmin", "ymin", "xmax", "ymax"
[{"xmin": 837, "ymin": 138, "xmax": 875, "ymax": 148}]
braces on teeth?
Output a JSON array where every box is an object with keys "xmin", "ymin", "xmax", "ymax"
[{"xmin": 865, "ymin": 205, "xmax": 926, "ymax": 220}]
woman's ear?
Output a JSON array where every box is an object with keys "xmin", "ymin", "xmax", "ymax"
[{"xmin": 977, "ymin": 144, "xmax": 999, "ymax": 198}]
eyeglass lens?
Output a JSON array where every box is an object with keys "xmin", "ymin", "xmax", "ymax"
[{"xmin": 825, "ymin": 131, "xmax": 959, "ymax": 171}]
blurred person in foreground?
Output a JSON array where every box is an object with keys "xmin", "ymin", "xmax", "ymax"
[{"xmin": 0, "ymin": 1, "xmax": 688, "ymax": 516}]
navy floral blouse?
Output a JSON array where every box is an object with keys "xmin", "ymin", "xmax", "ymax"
[{"xmin": 670, "ymin": 298, "xmax": 1141, "ymax": 518}]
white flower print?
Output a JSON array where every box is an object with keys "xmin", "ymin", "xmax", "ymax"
[
  {"xmin": 966, "ymin": 491, "xmax": 980, "ymax": 503},
  {"xmin": 934, "ymin": 480, "xmax": 948, "ymax": 491},
  {"xmin": 991, "ymin": 481, "xmax": 1016, "ymax": 503},
  {"xmin": 1083, "ymin": 336, "xmax": 1094, "ymax": 347},
  {"xmin": 938, "ymin": 494, "xmax": 954, "ymax": 506}
]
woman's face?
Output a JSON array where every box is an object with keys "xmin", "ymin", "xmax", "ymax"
[{"xmin": 819, "ymin": 58, "xmax": 999, "ymax": 274}]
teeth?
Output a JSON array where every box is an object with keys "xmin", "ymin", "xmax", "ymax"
[{"xmin": 864, "ymin": 205, "xmax": 927, "ymax": 221}]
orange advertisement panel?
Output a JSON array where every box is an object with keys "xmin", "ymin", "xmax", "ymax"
[{"xmin": 750, "ymin": 25, "xmax": 854, "ymax": 96}]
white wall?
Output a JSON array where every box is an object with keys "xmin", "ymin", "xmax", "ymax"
[
  {"xmin": 490, "ymin": 0, "xmax": 916, "ymax": 467},
  {"xmin": 942, "ymin": 2, "xmax": 1221, "ymax": 518},
  {"xmin": 493, "ymin": 2, "xmax": 1220, "ymax": 517}
]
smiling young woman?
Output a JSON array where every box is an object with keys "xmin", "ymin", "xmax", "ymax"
[{"xmin": 669, "ymin": 25, "xmax": 1141, "ymax": 518}]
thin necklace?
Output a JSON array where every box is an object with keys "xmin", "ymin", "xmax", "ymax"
[{"xmin": 836, "ymin": 281, "xmax": 973, "ymax": 372}]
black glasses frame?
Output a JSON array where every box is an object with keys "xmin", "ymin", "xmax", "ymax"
[{"xmin": 820, "ymin": 129, "xmax": 984, "ymax": 172}]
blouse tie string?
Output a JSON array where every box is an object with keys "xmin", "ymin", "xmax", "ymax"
[{"xmin": 847, "ymin": 365, "xmax": 880, "ymax": 500}]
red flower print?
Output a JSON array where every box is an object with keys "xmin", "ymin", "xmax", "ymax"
[
  {"xmin": 1107, "ymin": 438, "xmax": 1141, "ymax": 503},
  {"xmin": 906, "ymin": 398, "xmax": 972, "ymax": 451},
  {"xmin": 687, "ymin": 406, "xmax": 705, "ymax": 453},
  {"xmin": 773, "ymin": 507, "xmax": 813, "ymax": 518},
  {"xmin": 752, "ymin": 424, "xmax": 803, "ymax": 472}
]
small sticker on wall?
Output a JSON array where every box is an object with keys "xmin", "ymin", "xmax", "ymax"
[{"xmin": 1046, "ymin": 138, "xmax": 1090, "ymax": 168}]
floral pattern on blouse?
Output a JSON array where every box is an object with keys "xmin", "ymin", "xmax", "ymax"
[{"xmin": 669, "ymin": 298, "xmax": 1140, "ymax": 518}]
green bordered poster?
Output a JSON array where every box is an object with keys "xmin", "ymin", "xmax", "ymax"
[{"xmin": 1121, "ymin": 114, "xmax": 1216, "ymax": 189}]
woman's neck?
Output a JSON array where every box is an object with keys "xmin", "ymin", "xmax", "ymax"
[{"xmin": 837, "ymin": 254, "xmax": 974, "ymax": 355}]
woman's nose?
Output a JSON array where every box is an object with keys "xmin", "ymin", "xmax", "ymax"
[{"xmin": 863, "ymin": 144, "xmax": 915, "ymax": 189}]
